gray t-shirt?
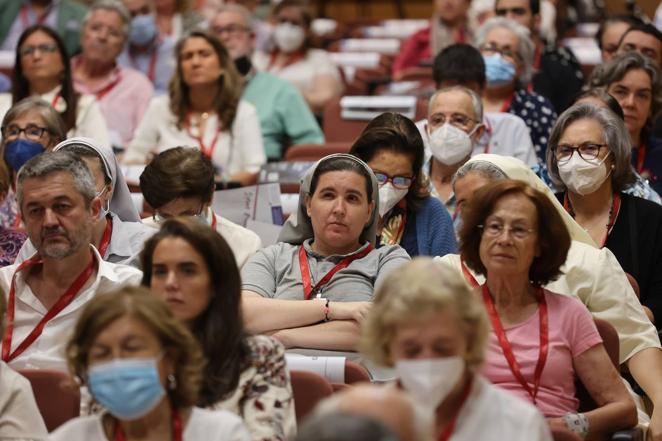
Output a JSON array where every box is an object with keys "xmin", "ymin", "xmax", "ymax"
[{"xmin": 241, "ymin": 239, "xmax": 410, "ymax": 301}]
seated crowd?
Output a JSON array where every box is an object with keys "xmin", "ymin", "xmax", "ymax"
[{"xmin": 1, "ymin": 1, "xmax": 662, "ymax": 441}]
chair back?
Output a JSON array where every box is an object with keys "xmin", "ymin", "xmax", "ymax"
[
  {"xmin": 344, "ymin": 360, "xmax": 371, "ymax": 384},
  {"xmin": 284, "ymin": 143, "xmax": 352, "ymax": 162},
  {"xmin": 18, "ymin": 369, "xmax": 80, "ymax": 432},
  {"xmin": 290, "ymin": 370, "xmax": 334, "ymax": 423}
]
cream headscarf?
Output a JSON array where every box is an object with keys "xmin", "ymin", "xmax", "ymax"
[
  {"xmin": 463, "ymin": 154, "xmax": 597, "ymax": 247},
  {"xmin": 277, "ymin": 154, "xmax": 379, "ymax": 246}
]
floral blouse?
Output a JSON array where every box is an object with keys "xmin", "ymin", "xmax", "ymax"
[
  {"xmin": 0, "ymin": 227, "xmax": 27, "ymax": 267},
  {"xmin": 211, "ymin": 335, "xmax": 296, "ymax": 441}
]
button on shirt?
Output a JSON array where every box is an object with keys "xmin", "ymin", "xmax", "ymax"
[{"xmin": 0, "ymin": 247, "xmax": 142, "ymax": 372}]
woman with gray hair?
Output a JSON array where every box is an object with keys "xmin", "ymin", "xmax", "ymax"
[
  {"xmin": 474, "ymin": 17, "xmax": 557, "ymax": 162},
  {"xmin": 547, "ymin": 103, "xmax": 662, "ymax": 326},
  {"xmin": 588, "ymin": 51, "xmax": 662, "ymax": 196}
]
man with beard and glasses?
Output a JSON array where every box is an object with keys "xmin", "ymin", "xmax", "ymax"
[
  {"xmin": 212, "ymin": 3, "xmax": 322, "ymax": 161},
  {"xmin": 0, "ymin": 151, "xmax": 141, "ymax": 373}
]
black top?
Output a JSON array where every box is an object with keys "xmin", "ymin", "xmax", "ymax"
[{"xmin": 532, "ymin": 46, "xmax": 584, "ymax": 114}]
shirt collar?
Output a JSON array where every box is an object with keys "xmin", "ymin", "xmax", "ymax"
[{"xmin": 302, "ymin": 238, "xmax": 372, "ymax": 260}]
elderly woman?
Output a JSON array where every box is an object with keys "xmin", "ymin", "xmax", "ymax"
[
  {"xmin": 0, "ymin": 25, "xmax": 110, "ymax": 147},
  {"xmin": 51, "ymin": 286, "xmax": 250, "ymax": 440},
  {"xmin": 142, "ymin": 217, "xmax": 295, "ymax": 440},
  {"xmin": 361, "ymin": 258, "xmax": 553, "ymax": 440},
  {"xmin": 252, "ymin": 0, "xmax": 342, "ymax": 115},
  {"xmin": 475, "ymin": 17, "xmax": 557, "ymax": 162},
  {"xmin": 546, "ymin": 104, "xmax": 662, "ymax": 325},
  {"xmin": 350, "ymin": 112, "xmax": 456, "ymax": 257},
  {"xmin": 14, "ymin": 137, "xmax": 154, "ymax": 267},
  {"xmin": 139, "ymin": 147, "xmax": 261, "ymax": 268},
  {"xmin": 588, "ymin": 52, "xmax": 662, "ymax": 195},
  {"xmin": 126, "ymin": 30, "xmax": 265, "ymax": 186},
  {"xmin": 241, "ymin": 154, "xmax": 410, "ymax": 353},
  {"xmin": 458, "ymin": 179, "xmax": 636, "ymax": 438}
]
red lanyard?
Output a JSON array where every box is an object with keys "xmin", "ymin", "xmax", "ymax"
[
  {"xmin": 98, "ymin": 215, "xmax": 113, "ymax": 258},
  {"xmin": 482, "ymin": 284, "xmax": 548, "ymax": 404},
  {"xmin": 210, "ymin": 212, "xmax": 217, "ymax": 231},
  {"xmin": 460, "ymin": 259, "xmax": 479, "ymax": 288},
  {"xmin": 115, "ymin": 407, "xmax": 182, "ymax": 441},
  {"xmin": 130, "ymin": 48, "xmax": 158, "ymax": 82},
  {"xmin": 185, "ymin": 113, "xmax": 221, "ymax": 158},
  {"xmin": 50, "ymin": 93, "xmax": 61, "ymax": 109},
  {"xmin": 455, "ymin": 25, "xmax": 467, "ymax": 44},
  {"xmin": 298, "ymin": 243, "xmax": 374, "ymax": 300},
  {"xmin": 20, "ymin": 4, "xmax": 50, "ymax": 27},
  {"xmin": 527, "ymin": 45, "xmax": 543, "ymax": 93},
  {"xmin": 1, "ymin": 253, "xmax": 97, "ymax": 362},
  {"xmin": 436, "ymin": 378, "xmax": 473, "ymax": 441},
  {"xmin": 635, "ymin": 143, "xmax": 647, "ymax": 174},
  {"xmin": 95, "ymin": 74, "xmax": 122, "ymax": 101},
  {"xmin": 500, "ymin": 93, "xmax": 514, "ymax": 113},
  {"xmin": 267, "ymin": 50, "xmax": 306, "ymax": 71},
  {"xmin": 563, "ymin": 192, "xmax": 621, "ymax": 248}
]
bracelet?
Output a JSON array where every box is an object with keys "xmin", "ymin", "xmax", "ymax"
[
  {"xmin": 323, "ymin": 298, "xmax": 330, "ymax": 322},
  {"xmin": 563, "ymin": 412, "xmax": 589, "ymax": 439}
]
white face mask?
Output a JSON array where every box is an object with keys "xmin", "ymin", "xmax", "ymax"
[
  {"xmin": 557, "ymin": 151, "xmax": 612, "ymax": 196},
  {"xmin": 428, "ymin": 123, "xmax": 477, "ymax": 166},
  {"xmin": 378, "ymin": 183, "xmax": 408, "ymax": 218},
  {"xmin": 395, "ymin": 356, "xmax": 465, "ymax": 410},
  {"xmin": 273, "ymin": 22, "xmax": 305, "ymax": 53}
]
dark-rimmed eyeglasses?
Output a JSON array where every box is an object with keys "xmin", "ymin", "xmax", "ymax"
[
  {"xmin": 479, "ymin": 44, "xmax": 522, "ymax": 62},
  {"xmin": 478, "ymin": 221, "xmax": 535, "ymax": 239},
  {"xmin": 1, "ymin": 124, "xmax": 49, "ymax": 141},
  {"xmin": 19, "ymin": 43, "xmax": 58, "ymax": 57},
  {"xmin": 374, "ymin": 172, "xmax": 413, "ymax": 190},
  {"xmin": 554, "ymin": 143, "xmax": 608, "ymax": 163}
]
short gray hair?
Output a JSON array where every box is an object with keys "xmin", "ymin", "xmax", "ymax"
[
  {"xmin": 429, "ymin": 85, "xmax": 484, "ymax": 122},
  {"xmin": 83, "ymin": 0, "xmax": 131, "ymax": 40},
  {"xmin": 17, "ymin": 151, "xmax": 97, "ymax": 209},
  {"xmin": 452, "ymin": 160, "xmax": 508, "ymax": 189},
  {"xmin": 546, "ymin": 103, "xmax": 636, "ymax": 192},
  {"xmin": 474, "ymin": 17, "xmax": 535, "ymax": 86},
  {"xmin": 296, "ymin": 412, "xmax": 399, "ymax": 441},
  {"xmin": 214, "ymin": 3, "xmax": 255, "ymax": 31},
  {"xmin": 1, "ymin": 97, "xmax": 66, "ymax": 145}
]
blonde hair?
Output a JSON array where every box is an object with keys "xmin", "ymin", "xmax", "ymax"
[
  {"xmin": 66, "ymin": 286, "xmax": 205, "ymax": 409},
  {"xmin": 360, "ymin": 258, "xmax": 489, "ymax": 370}
]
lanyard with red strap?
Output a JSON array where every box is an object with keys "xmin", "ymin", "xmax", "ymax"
[
  {"xmin": 130, "ymin": 48, "xmax": 158, "ymax": 82},
  {"xmin": 20, "ymin": 3, "xmax": 50, "ymax": 27},
  {"xmin": 185, "ymin": 113, "xmax": 221, "ymax": 158},
  {"xmin": 95, "ymin": 74, "xmax": 122, "ymax": 101},
  {"xmin": 563, "ymin": 192, "xmax": 621, "ymax": 248},
  {"xmin": 482, "ymin": 283, "xmax": 548, "ymax": 404},
  {"xmin": 267, "ymin": 50, "xmax": 306, "ymax": 71},
  {"xmin": 500, "ymin": 93, "xmax": 515, "ymax": 113},
  {"xmin": 1, "ymin": 252, "xmax": 97, "ymax": 362},
  {"xmin": 98, "ymin": 215, "xmax": 113, "ymax": 258},
  {"xmin": 436, "ymin": 378, "xmax": 473, "ymax": 441},
  {"xmin": 50, "ymin": 93, "xmax": 61, "ymax": 109},
  {"xmin": 115, "ymin": 407, "xmax": 182, "ymax": 441},
  {"xmin": 298, "ymin": 244, "xmax": 374, "ymax": 300},
  {"xmin": 635, "ymin": 143, "xmax": 647, "ymax": 174},
  {"xmin": 456, "ymin": 25, "xmax": 467, "ymax": 44},
  {"xmin": 460, "ymin": 258, "xmax": 479, "ymax": 287},
  {"xmin": 210, "ymin": 212, "xmax": 217, "ymax": 231},
  {"xmin": 527, "ymin": 45, "xmax": 543, "ymax": 93}
]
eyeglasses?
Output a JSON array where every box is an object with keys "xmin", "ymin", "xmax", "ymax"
[
  {"xmin": 374, "ymin": 172, "xmax": 413, "ymax": 190},
  {"xmin": 19, "ymin": 43, "xmax": 58, "ymax": 57},
  {"xmin": 495, "ymin": 7, "xmax": 529, "ymax": 16},
  {"xmin": 428, "ymin": 112, "xmax": 478, "ymax": 131},
  {"xmin": 153, "ymin": 206, "xmax": 205, "ymax": 223},
  {"xmin": 478, "ymin": 221, "xmax": 535, "ymax": 239},
  {"xmin": 1, "ymin": 124, "xmax": 49, "ymax": 141},
  {"xmin": 212, "ymin": 24, "xmax": 251, "ymax": 37},
  {"xmin": 554, "ymin": 142, "xmax": 608, "ymax": 163},
  {"xmin": 479, "ymin": 44, "xmax": 521, "ymax": 62}
]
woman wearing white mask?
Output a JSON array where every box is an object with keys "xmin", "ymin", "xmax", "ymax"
[
  {"xmin": 455, "ymin": 179, "xmax": 636, "ymax": 438},
  {"xmin": 51, "ymin": 286, "xmax": 251, "ymax": 441},
  {"xmin": 547, "ymin": 103, "xmax": 662, "ymax": 326},
  {"xmin": 361, "ymin": 257, "xmax": 553, "ymax": 441},
  {"xmin": 252, "ymin": 0, "xmax": 342, "ymax": 115},
  {"xmin": 475, "ymin": 17, "xmax": 556, "ymax": 163},
  {"xmin": 350, "ymin": 112, "xmax": 457, "ymax": 257}
]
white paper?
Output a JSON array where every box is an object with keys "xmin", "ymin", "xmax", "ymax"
[
  {"xmin": 246, "ymin": 219, "xmax": 282, "ymax": 247},
  {"xmin": 339, "ymin": 38, "xmax": 401, "ymax": 54},
  {"xmin": 212, "ymin": 183, "xmax": 284, "ymax": 227},
  {"xmin": 120, "ymin": 164, "xmax": 147, "ymax": 186},
  {"xmin": 340, "ymin": 95, "xmax": 417, "ymax": 120},
  {"xmin": 285, "ymin": 354, "xmax": 346, "ymax": 384}
]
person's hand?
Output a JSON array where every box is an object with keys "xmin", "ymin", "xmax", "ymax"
[
  {"xmin": 648, "ymin": 406, "xmax": 662, "ymax": 441},
  {"xmin": 547, "ymin": 417, "xmax": 572, "ymax": 436},
  {"xmin": 328, "ymin": 301, "xmax": 371, "ymax": 323}
]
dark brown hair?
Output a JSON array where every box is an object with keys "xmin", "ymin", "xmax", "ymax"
[
  {"xmin": 139, "ymin": 147, "xmax": 215, "ymax": 209},
  {"xmin": 350, "ymin": 112, "xmax": 429, "ymax": 210},
  {"xmin": 169, "ymin": 29, "xmax": 243, "ymax": 131},
  {"xmin": 458, "ymin": 179, "xmax": 570, "ymax": 285},
  {"xmin": 140, "ymin": 217, "xmax": 250, "ymax": 407},
  {"xmin": 12, "ymin": 25, "xmax": 79, "ymax": 134}
]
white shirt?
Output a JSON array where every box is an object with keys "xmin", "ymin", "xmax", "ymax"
[
  {"xmin": 124, "ymin": 96, "xmax": 266, "ymax": 178},
  {"xmin": 50, "ymin": 407, "xmax": 251, "ymax": 441},
  {"xmin": 0, "ymin": 361, "xmax": 48, "ymax": 440},
  {"xmin": 0, "ymin": 88, "xmax": 111, "ymax": 149},
  {"xmin": 416, "ymin": 112, "xmax": 538, "ymax": 168},
  {"xmin": 143, "ymin": 210, "xmax": 262, "ymax": 268},
  {"xmin": 15, "ymin": 213, "xmax": 156, "ymax": 268},
  {"xmin": 0, "ymin": 247, "xmax": 142, "ymax": 372}
]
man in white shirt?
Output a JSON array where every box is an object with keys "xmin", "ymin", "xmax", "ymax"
[{"xmin": 0, "ymin": 151, "xmax": 142, "ymax": 372}]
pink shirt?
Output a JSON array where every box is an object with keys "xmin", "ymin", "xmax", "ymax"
[
  {"xmin": 481, "ymin": 290, "xmax": 602, "ymax": 417},
  {"xmin": 72, "ymin": 58, "xmax": 154, "ymax": 149}
]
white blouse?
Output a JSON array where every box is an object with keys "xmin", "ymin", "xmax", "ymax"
[
  {"xmin": 0, "ymin": 361, "xmax": 48, "ymax": 440},
  {"xmin": 124, "ymin": 95, "xmax": 266, "ymax": 178}
]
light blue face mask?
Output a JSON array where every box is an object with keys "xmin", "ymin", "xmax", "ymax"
[
  {"xmin": 88, "ymin": 357, "xmax": 166, "ymax": 420},
  {"xmin": 483, "ymin": 54, "xmax": 516, "ymax": 87},
  {"xmin": 130, "ymin": 14, "xmax": 158, "ymax": 46}
]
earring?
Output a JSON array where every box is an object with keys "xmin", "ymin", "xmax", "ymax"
[{"xmin": 168, "ymin": 373, "xmax": 177, "ymax": 390}]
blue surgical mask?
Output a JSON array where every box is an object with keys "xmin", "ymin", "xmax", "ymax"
[
  {"xmin": 483, "ymin": 54, "xmax": 516, "ymax": 87},
  {"xmin": 88, "ymin": 357, "xmax": 165, "ymax": 420},
  {"xmin": 3, "ymin": 139, "xmax": 45, "ymax": 172},
  {"xmin": 130, "ymin": 14, "xmax": 157, "ymax": 46}
]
